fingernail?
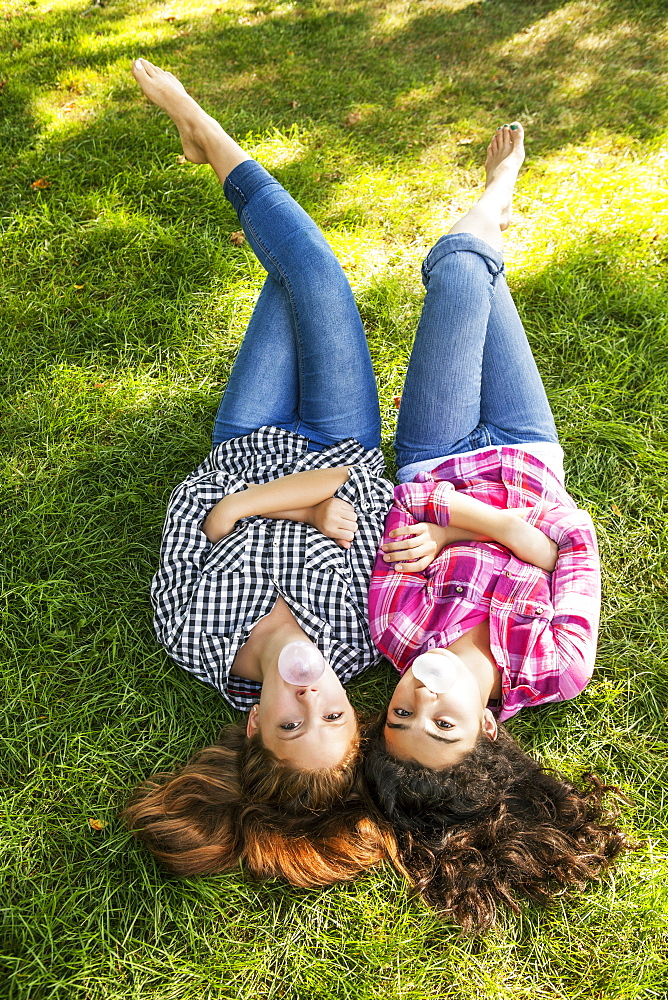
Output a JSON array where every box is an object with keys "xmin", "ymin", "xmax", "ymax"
[
  {"xmin": 510, "ymin": 124, "xmax": 518, "ymax": 130},
  {"xmin": 383, "ymin": 555, "xmax": 390, "ymax": 562}
]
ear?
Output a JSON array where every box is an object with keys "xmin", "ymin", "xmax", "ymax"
[
  {"xmin": 482, "ymin": 708, "xmax": 498, "ymax": 742},
  {"xmin": 246, "ymin": 704, "xmax": 260, "ymax": 738}
]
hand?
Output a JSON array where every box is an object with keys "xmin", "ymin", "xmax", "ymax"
[
  {"xmin": 381, "ymin": 522, "xmax": 450, "ymax": 572},
  {"xmin": 311, "ymin": 498, "xmax": 358, "ymax": 549}
]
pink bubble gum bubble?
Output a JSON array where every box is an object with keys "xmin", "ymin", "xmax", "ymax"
[
  {"xmin": 277, "ymin": 640, "xmax": 326, "ymax": 685},
  {"xmin": 411, "ymin": 651, "xmax": 458, "ymax": 693}
]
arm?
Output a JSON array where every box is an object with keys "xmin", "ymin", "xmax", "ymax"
[
  {"xmin": 202, "ymin": 466, "xmax": 352, "ymax": 543},
  {"xmin": 499, "ymin": 505, "xmax": 602, "ymax": 718},
  {"xmin": 386, "ymin": 483, "xmax": 558, "ymax": 572},
  {"xmin": 244, "ymin": 496, "xmax": 358, "ymax": 549}
]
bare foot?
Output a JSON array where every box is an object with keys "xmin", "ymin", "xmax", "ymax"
[
  {"xmin": 132, "ymin": 58, "xmax": 221, "ymax": 163},
  {"xmin": 483, "ymin": 121, "xmax": 525, "ymax": 230}
]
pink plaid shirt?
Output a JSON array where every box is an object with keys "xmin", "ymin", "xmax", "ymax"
[{"xmin": 368, "ymin": 447, "xmax": 601, "ymax": 721}]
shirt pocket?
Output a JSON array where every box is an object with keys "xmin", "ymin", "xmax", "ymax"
[
  {"xmin": 512, "ymin": 598, "xmax": 554, "ymax": 623},
  {"xmin": 203, "ymin": 527, "xmax": 249, "ymax": 575},
  {"xmin": 428, "ymin": 577, "xmax": 480, "ymax": 604},
  {"xmin": 303, "ymin": 536, "xmax": 351, "ymax": 582}
]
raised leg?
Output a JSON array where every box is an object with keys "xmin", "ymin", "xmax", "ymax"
[{"xmin": 133, "ymin": 60, "xmax": 380, "ymax": 451}]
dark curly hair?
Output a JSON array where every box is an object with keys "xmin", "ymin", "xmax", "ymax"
[{"xmin": 362, "ymin": 714, "xmax": 630, "ymax": 932}]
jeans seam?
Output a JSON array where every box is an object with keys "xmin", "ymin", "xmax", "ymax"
[{"xmin": 240, "ymin": 206, "xmax": 306, "ymax": 411}]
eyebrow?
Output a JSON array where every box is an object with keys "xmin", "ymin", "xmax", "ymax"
[{"xmin": 385, "ymin": 721, "xmax": 462, "ymax": 745}]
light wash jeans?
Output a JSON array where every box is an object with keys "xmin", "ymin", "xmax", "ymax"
[
  {"xmin": 213, "ymin": 163, "xmax": 559, "ymax": 470},
  {"xmin": 212, "ymin": 160, "xmax": 381, "ymax": 451},
  {"xmin": 394, "ymin": 233, "xmax": 560, "ymax": 472}
]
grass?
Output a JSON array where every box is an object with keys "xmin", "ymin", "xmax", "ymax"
[{"xmin": 1, "ymin": 0, "xmax": 668, "ymax": 997}]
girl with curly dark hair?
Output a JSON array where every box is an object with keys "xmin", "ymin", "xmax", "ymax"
[{"xmin": 364, "ymin": 123, "xmax": 629, "ymax": 930}]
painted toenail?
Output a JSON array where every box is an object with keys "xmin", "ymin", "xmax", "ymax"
[{"xmin": 510, "ymin": 124, "xmax": 518, "ymax": 130}]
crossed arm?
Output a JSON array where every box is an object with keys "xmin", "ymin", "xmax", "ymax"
[
  {"xmin": 202, "ymin": 466, "xmax": 358, "ymax": 546},
  {"xmin": 202, "ymin": 467, "xmax": 559, "ymax": 571},
  {"xmin": 381, "ymin": 491, "xmax": 559, "ymax": 573}
]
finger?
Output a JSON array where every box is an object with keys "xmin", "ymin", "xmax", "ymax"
[
  {"xmin": 394, "ymin": 555, "xmax": 431, "ymax": 573},
  {"xmin": 335, "ymin": 528, "xmax": 355, "ymax": 542},
  {"xmin": 388, "ymin": 525, "xmax": 424, "ymax": 539},
  {"xmin": 383, "ymin": 547, "xmax": 425, "ymax": 563},
  {"xmin": 332, "ymin": 499, "xmax": 356, "ymax": 516},
  {"xmin": 336, "ymin": 538, "xmax": 352, "ymax": 549},
  {"xmin": 382, "ymin": 537, "xmax": 424, "ymax": 552},
  {"xmin": 339, "ymin": 515, "xmax": 358, "ymax": 529}
]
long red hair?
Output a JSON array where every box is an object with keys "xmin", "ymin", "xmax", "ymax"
[{"xmin": 122, "ymin": 720, "xmax": 400, "ymax": 886}]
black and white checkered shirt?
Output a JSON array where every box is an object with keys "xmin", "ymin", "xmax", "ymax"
[{"xmin": 151, "ymin": 426, "xmax": 394, "ymax": 711}]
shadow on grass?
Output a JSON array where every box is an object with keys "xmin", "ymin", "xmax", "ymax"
[{"xmin": 2, "ymin": 0, "xmax": 668, "ymax": 174}]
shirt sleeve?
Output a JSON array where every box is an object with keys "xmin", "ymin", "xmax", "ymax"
[
  {"xmin": 529, "ymin": 504, "xmax": 601, "ymax": 700},
  {"xmin": 334, "ymin": 464, "xmax": 395, "ymax": 514},
  {"xmin": 388, "ymin": 480, "xmax": 456, "ymax": 530},
  {"xmin": 151, "ymin": 475, "xmax": 245, "ymax": 654}
]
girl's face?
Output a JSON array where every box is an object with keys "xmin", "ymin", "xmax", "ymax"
[
  {"xmin": 247, "ymin": 661, "xmax": 358, "ymax": 768},
  {"xmin": 384, "ymin": 651, "xmax": 498, "ymax": 769}
]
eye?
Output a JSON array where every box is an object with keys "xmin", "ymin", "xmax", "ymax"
[
  {"xmin": 435, "ymin": 720, "xmax": 453, "ymax": 730},
  {"xmin": 324, "ymin": 712, "xmax": 343, "ymax": 721},
  {"xmin": 279, "ymin": 721, "xmax": 302, "ymax": 731},
  {"xmin": 393, "ymin": 708, "xmax": 412, "ymax": 718}
]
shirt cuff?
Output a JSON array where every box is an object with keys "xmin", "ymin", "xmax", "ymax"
[{"xmin": 335, "ymin": 465, "xmax": 393, "ymax": 514}]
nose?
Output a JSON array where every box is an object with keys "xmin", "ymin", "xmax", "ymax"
[
  {"xmin": 414, "ymin": 681, "xmax": 438, "ymax": 699},
  {"xmin": 295, "ymin": 687, "xmax": 319, "ymax": 701}
]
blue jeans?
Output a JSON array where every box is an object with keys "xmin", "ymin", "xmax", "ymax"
[
  {"xmin": 212, "ymin": 160, "xmax": 380, "ymax": 451},
  {"xmin": 394, "ymin": 233, "xmax": 559, "ymax": 470}
]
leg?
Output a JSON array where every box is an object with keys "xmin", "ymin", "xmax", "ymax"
[
  {"xmin": 395, "ymin": 122, "xmax": 557, "ymax": 469},
  {"xmin": 222, "ymin": 161, "xmax": 380, "ymax": 449},
  {"xmin": 394, "ymin": 236, "xmax": 502, "ymax": 468},
  {"xmin": 133, "ymin": 60, "xmax": 380, "ymax": 451},
  {"xmin": 478, "ymin": 275, "xmax": 559, "ymax": 445},
  {"xmin": 211, "ymin": 277, "xmax": 300, "ymax": 445}
]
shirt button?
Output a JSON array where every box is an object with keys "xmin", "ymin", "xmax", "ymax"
[
  {"xmin": 505, "ymin": 571, "xmax": 512, "ymax": 578},
  {"xmin": 455, "ymin": 586, "xmax": 464, "ymax": 593},
  {"xmin": 535, "ymin": 606, "xmax": 545, "ymax": 615}
]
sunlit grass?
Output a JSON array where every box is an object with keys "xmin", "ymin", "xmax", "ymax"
[{"xmin": 1, "ymin": 0, "xmax": 668, "ymax": 998}]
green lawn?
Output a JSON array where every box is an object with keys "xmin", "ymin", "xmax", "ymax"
[{"xmin": 1, "ymin": 1, "xmax": 668, "ymax": 997}]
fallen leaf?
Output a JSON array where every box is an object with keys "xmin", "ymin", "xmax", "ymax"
[
  {"xmin": 393, "ymin": 395, "xmax": 402, "ymax": 409},
  {"xmin": 88, "ymin": 818, "xmax": 106, "ymax": 831},
  {"xmin": 12, "ymin": 39, "xmax": 21, "ymax": 49},
  {"xmin": 344, "ymin": 111, "xmax": 362, "ymax": 127},
  {"xmin": 0, "ymin": 80, "xmax": 7, "ymax": 91},
  {"xmin": 73, "ymin": 284, "xmax": 84, "ymax": 290},
  {"xmin": 457, "ymin": 137, "xmax": 473, "ymax": 145},
  {"xmin": 176, "ymin": 154, "xmax": 187, "ymax": 164},
  {"xmin": 62, "ymin": 101, "xmax": 77, "ymax": 113},
  {"xmin": 230, "ymin": 230, "xmax": 245, "ymax": 247},
  {"xmin": 164, "ymin": 14, "xmax": 177, "ymax": 22},
  {"xmin": 611, "ymin": 503, "xmax": 623, "ymax": 517},
  {"xmin": 31, "ymin": 178, "xmax": 51, "ymax": 189},
  {"xmin": 290, "ymin": 99, "xmax": 300, "ymax": 109}
]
